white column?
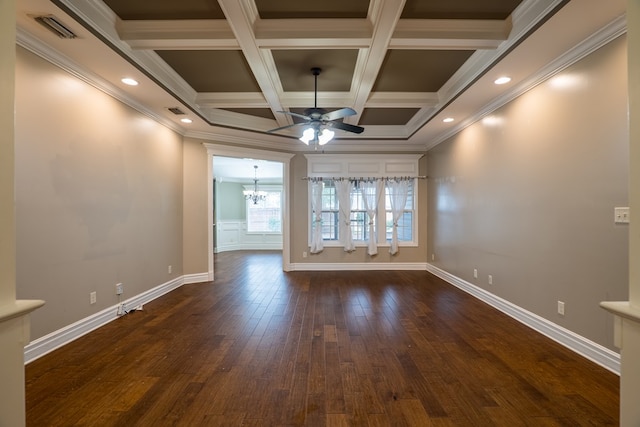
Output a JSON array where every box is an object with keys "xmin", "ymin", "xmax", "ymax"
[
  {"xmin": 600, "ymin": 1, "xmax": 640, "ymax": 426},
  {"xmin": 0, "ymin": 1, "xmax": 45, "ymax": 425}
]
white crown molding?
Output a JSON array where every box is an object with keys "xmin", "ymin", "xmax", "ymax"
[
  {"xmin": 425, "ymin": 13, "xmax": 627, "ymax": 150},
  {"xmin": 16, "ymin": 27, "xmax": 185, "ymax": 135},
  {"xmin": 435, "ymin": 0, "xmax": 564, "ymax": 107},
  {"xmin": 426, "ymin": 264, "xmax": 620, "ymax": 375},
  {"xmin": 57, "ymin": 0, "xmax": 200, "ymax": 107},
  {"xmin": 204, "ymin": 143, "xmax": 295, "ymax": 162}
]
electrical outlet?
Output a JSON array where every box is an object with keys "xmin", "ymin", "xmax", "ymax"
[
  {"xmin": 303, "ymin": 251, "xmax": 307, "ymax": 258},
  {"xmin": 117, "ymin": 303, "xmax": 127, "ymax": 316},
  {"xmin": 115, "ymin": 283, "xmax": 123, "ymax": 295},
  {"xmin": 431, "ymin": 253, "xmax": 435, "ymax": 261},
  {"xmin": 473, "ymin": 269, "xmax": 478, "ymax": 279},
  {"xmin": 168, "ymin": 265, "xmax": 172, "ymax": 274},
  {"xmin": 557, "ymin": 301, "xmax": 565, "ymax": 316},
  {"xmin": 90, "ymin": 291, "xmax": 96, "ymax": 304},
  {"xmin": 614, "ymin": 207, "xmax": 630, "ymax": 224},
  {"xmin": 488, "ymin": 275, "xmax": 493, "ymax": 285}
]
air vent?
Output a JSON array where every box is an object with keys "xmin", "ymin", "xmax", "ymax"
[
  {"xmin": 32, "ymin": 15, "xmax": 77, "ymax": 39},
  {"xmin": 168, "ymin": 107, "xmax": 186, "ymax": 115}
]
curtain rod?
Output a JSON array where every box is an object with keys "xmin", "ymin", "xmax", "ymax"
[{"xmin": 302, "ymin": 176, "xmax": 427, "ymax": 181}]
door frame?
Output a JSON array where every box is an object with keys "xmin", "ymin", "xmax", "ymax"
[{"xmin": 204, "ymin": 143, "xmax": 294, "ymax": 280}]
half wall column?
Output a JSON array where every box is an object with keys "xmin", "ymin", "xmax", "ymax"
[
  {"xmin": 0, "ymin": 1, "xmax": 45, "ymax": 425},
  {"xmin": 600, "ymin": 1, "xmax": 640, "ymax": 426}
]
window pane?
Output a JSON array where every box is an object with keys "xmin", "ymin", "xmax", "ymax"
[
  {"xmin": 351, "ymin": 210, "xmax": 368, "ymax": 240},
  {"xmin": 348, "ymin": 184, "xmax": 368, "ymax": 241},
  {"xmin": 247, "ymin": 192, "xmax": 281, "ymax": 232},
  {"xmin": 385, "ymin": 182, "xmax": 414, "ymax": 242},
  {"xmin": 312, "ymin": 180, "xmax": 339, "ymax": 240},
  {"xmin": 385, "ymin": 211, "xmax": 412, "ymax": 241},
  {"xmin": 321, "ymin": 182, "xmax": 337, "ymax": 210},
  {"xmin": 385, "ymin": 182, "xmax": 414, "ymax": 209},
  {"xmin": 320, "ymin": 211, "xmax": 338, "ymax": 240}
]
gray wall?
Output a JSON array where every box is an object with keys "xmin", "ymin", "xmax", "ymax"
[
  {"xmin": 183, "ymin": 138, "xmax": 209, "ymax": 276},
  {"xmin": 216, "ymin": 181, "xmax": 246, "ymax": 221},
  {"xmin": 15, "ymin": 47, "xmax": 184, "ymax": 340},
  {"xmin": 427, "ymin": 35, "xmax": 629, "ymax": 350}
]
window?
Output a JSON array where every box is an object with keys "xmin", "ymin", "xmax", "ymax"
[
  {"xmin": 385, "ymin": 182, "xmax": 414, "ymax": 242},
  {"xmin": 319, "ymin": 181, "xmax": 338, "ymax": 240},
  {"xmin": 311, "ymin": 179, "xmax": 416, "ymax": 245},
  {"xmin": 305, "ymin": 153, "xmax": 422, "ymax": 253},
  {"xmin": 247, "ymin": 190, "xmax": 281, "ymax": 233},
  {"xmin": 350, "ymin": 184, "xmax": 370, "ymax": 241}
]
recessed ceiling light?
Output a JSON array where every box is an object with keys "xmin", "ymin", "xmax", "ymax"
[
  {"xmin": 494, "ymin": 76, "xmax": 511, "ymax": 85},
  {"xmin": 180, "ymin": 118, "xmax": 193, "ymax": 124},
  {"xmin": 121, "ymin": 78, "xmax": 138, "ymax": 86},
  {"xmin": 443, "ymin": 117, "xmax": 454, "ymax": 123}
]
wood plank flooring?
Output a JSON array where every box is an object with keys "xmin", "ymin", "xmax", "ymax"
[{"xmin": 25, "ymin": 251, "xmax": 619, "ymax": 426}]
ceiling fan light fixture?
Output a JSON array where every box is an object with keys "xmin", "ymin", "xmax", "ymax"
[
  {"xmin": 299, "ymin": 127, "xmax": 315, "ymax": 145},
  {"xmin": 269, "ymin": 67, "xmax": 364, "ymax": 145},
  {"xmin": 318, "ymin": 129, "xmax": 334, "ymax": 145}
]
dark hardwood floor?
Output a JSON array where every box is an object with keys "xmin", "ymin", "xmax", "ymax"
[{"xmin": 25, "ymin": 251, "xmax": 619, "ymax": 426}]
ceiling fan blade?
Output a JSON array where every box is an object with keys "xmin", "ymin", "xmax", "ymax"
[
  {"xmin": 328, "ymin": 121, "xmax": 365, "ymax": 134},
  {"xmin": 267, "ymin": 122, "xmax": 305, "ymax": 133},
  {"xmin": 276, "ymin": 111, "xmax": 311, "ymax": 121},
  {"xmin": 323, "ymin": 107, "xmax": 357, "ymax": 121}
]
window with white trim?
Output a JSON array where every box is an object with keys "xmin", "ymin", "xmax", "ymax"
[
  {"xmin": 246, "ymin": 187, "xmax": 282, "ymax": 233},
  {"xmin": 385, "ymin": 182, "xmax": 414, "ymax": 242},
  {"xmin": 306, "ymin": 154, "xmax": 422, "ymax": 252},
  {"xmin": 311, "ymin": 178, "xmax": 416, "ymax": 245}
]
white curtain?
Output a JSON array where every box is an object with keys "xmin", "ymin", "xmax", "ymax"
[
  {"xmin": 309, "ymin": 180, "xmax": 324, "ymax": 254},
  {"xmin": 387, "ymin": 179, "xmax": 411, "ymax": 255},
  {"xmin": 334, "ymin": 179, "xmax": 356, "ymax": 252},
  {"xmin": 360, "ymin": 180, "xmax": 382, "ymax": 255}
]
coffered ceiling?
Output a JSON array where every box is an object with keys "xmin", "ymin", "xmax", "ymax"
[{"xmin": 15, "ymin": 0, "xmax": 626, "ymax": 151}]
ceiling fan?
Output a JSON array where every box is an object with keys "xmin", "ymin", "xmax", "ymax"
[{"xmin": 268, "ymin": 67, "xmax": 365, "ymax": 145}]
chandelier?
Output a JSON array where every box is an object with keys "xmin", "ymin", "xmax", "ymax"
[{"xmin": 243, "ymin": 165, "xmax": 267, "ymax": 205}]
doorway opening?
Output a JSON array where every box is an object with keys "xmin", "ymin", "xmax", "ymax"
[
  {"xmin": 205, "ymin": 144, "xmax": 294, "ymax": 280},
  {"xmin": 213, "ymin": 156, "xmax": 284, "ymax": 254}
]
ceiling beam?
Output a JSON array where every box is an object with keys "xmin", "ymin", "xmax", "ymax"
[
  {"xmin": 117, "ymin": 17, "xmax": 509, "ymax": 51},
  {"xmin": 391, "ymin": 19, "xmax": 511, "ymax": 49},
  {"xmin": 347, "ymin": 0, "xmax": 407, "ymax": 126},
  {"xmin": 116, "ymin": 19, "xmax": 238, "ymax": 49},
  {"xmin": 217, "ymin": 0, "xmax": 286, "ymax": 124}
]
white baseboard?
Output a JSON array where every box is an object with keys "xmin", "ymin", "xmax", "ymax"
[
  {"xmin": 215, "ymin": 243, "xmax": 283, "ymax": 253},
  {"xmin": 183, "ymin": 272, "xmax": 211, "ymax": 284},
  {"xmin": 289, "ymin": 262, "xmax": 428, "ymax": 271},
  {"xmin": 426, "ymin": 264, "xmax": 621, "ymax": 375},
  {"xmin": 26, "ymin": 265, "xmax": 620, "ymax": 375},
  {"xmin": 24, "ymin": 272, "xmax": 207, "ymax": 364}
]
